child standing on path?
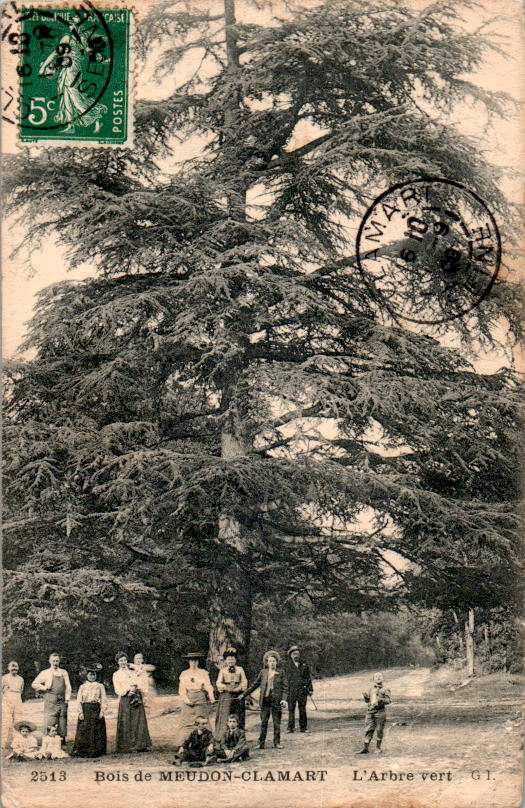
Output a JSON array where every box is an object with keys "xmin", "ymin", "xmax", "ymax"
[
  {"xmin": 242, "ymin": 650, "xmax": 288, "ymax": 750},
  {"xmin": 358, "ymin": 672, "xmax": 391, "ymax": 754}
]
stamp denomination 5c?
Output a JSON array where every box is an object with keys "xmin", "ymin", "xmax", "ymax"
[{"xmin": 18, "ymin": 2, "xmax": 132, "ymax": 146}]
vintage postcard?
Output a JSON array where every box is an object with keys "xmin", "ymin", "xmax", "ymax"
[{"xmin": 2, "ymin": 1, "xmax": 524, "ymax": 807}]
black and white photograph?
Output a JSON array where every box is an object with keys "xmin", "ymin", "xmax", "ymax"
[{"xmin": 2, "ymin": 1, "xmax": 524, "ymax": 807}]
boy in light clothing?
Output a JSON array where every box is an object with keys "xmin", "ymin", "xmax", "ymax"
[{"xmin": 357, "ymin": 672, "xmax": 391, "ymax": 754}]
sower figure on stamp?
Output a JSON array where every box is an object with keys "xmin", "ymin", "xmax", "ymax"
[
  {"xmin": 285, "ymin": 645, "xmax": 313, "ymax": 734},
  {"xmin": 242, "ymin": 650, "xmax": 288, "ymax": 750},
  {"xmin": 31, "ymin": 652, "xmax": 71, "ymax": 742},
  {"xmin": 358, "ymin": 672, "xmax": 391, "ymax": 754},
  {"xmin": 2, "ymin": 660, "xmax": 24, "ymax": 749}
]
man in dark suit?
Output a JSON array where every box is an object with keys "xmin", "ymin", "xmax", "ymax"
[
  {"xmin": 242, "ymin": 650, "xmax": 288, "ymax": 749},
  {"xmin": 285, "ymin": 645, "xmax": 313, "ymax": 733}
]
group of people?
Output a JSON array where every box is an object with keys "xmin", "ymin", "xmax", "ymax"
[
  {"xmin": 173, "ymin": 646, "xmax": 314, "ymax": 758},
  {"xmin": 2, "ymin": 645, "xmax": 391, "ymax": 764},
  {"xmin": 2, "ymin": 651, "xmax": 155, "ymax": 759}
]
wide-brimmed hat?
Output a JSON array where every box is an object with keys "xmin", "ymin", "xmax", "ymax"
[
  {"xmin": 263, "ymin": 649, "xmax": 280, "ymax": 665},
  {"xmin": 14, "ymin": 720, "xmax": 36, "ymax": 733},
  {"xmin": 287, "ymin": 645, "xmax": 300, "ymax": 656},
  {"xmin": 183, "ymin": 651, "xmax": 205, "ymax": 660},
  {"xmin": 84, "ymin": 661, "xmax": 103, "ymax": 672}
]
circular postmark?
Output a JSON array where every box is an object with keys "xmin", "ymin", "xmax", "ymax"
[
  {"xmin": 19, "ymin": 2, "xmax": 114, "ymax": 133},
  {"xmin": 356, "ymin": 178, "xmax": 501, "ymax": 324}
]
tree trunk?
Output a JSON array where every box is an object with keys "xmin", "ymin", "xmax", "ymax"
[
  {"xmin": 207, "ymin": 422, "xmax": 253, "ymax": 666},
  {"xmin": 465, "ymin": 608, "xmax": 475, "ymax": 676},
  {"xmin": 206, "ymin": 0, "xmax": 253, "ymax": 668},
  {"xmin": 453, "ymin": 609, "xmax": 463, "ymax": 652}
]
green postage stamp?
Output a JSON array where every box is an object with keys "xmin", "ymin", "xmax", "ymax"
[{"xmin": 18, "ymin": 3, "xmax": 133, "ymax": 146}]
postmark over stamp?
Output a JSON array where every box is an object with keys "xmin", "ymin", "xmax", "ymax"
[
  {"xmin": 356, "ymin": 178, "xmax": 501, "ymax": 324},
  {"xmin": 17, "ymin": 2, "xmax": 132, "ymax": 146}
]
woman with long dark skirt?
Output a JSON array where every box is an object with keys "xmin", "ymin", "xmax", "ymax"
[
  {"xmin": 71, "ymin": 662, "xmax": 107, "ymax": 758},
  {"xmin": 112, "ymin": 653, "xmax": 151, "ymax": 753},
  {"xmin": 214, "ymin": 648, "xmax": 247, "ymax": 739}
]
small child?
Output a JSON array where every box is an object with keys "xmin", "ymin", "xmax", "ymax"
[
  {"xmin": 207, "ymin": 713, "xmax": 250, "ymax": 764},
  {"xmin": 128, "ymin": 653, "xmax": 157, "ymax": 714},
  {"xmin": 171, "ymin": 716, "xmax": 214, "ymax": 767},
  {"xmin": 6, "ymin": 721, "xmax": 40, "ymax": 760},
  {"xmin": 357, "ymin": 672, "xmax": 391, "ymax": 754},
  {"xmin": 39, "ymin": 724, "xmax": 70, "ymax": 759}
]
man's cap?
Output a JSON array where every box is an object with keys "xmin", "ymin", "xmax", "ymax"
[{"xmin": 287, "ymin": 645, "xmax": 300, "ymax": 656}]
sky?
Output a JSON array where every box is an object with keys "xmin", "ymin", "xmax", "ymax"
[{"xmin": 2, "ymin": 0, "xmax": 524, "ymax": 363}]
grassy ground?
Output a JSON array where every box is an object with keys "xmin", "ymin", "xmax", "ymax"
[{"xmin": 2, "ymin": 666, "xmax": 523, "ymax": 808}]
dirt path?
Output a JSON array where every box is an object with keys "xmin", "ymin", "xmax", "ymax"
[{"xmin": 3, "ymin": 667, "xmax": 522, "ymax": 808}]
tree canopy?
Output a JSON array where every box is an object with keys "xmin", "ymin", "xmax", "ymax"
[{"xmin": 3, "ymin": 0, "xmax": 523, "ymax": 667}]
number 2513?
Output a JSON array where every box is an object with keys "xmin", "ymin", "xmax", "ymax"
[{"xmin": 30, "ymin": 771, "xmax": 67, "ymax": 781}]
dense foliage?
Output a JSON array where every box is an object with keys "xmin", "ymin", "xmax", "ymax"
[{"xmin": 3, "ymin": 0, "xmax": 522, "ymax": 668}]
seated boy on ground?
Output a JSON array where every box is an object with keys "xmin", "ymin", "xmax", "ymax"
[
  {"xmin": 172, "ymin": 716, "xmax": 214, "ymax": 767},
  {"xmin": 207, "ymin": 713, "xmax": 250, "ymax": 764}
]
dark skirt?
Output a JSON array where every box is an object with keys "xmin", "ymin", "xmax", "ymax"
[
  {"xmin": 72, "ymin": 703, "xmax": 107, "ymax": 757},
  {"xmin": 116, "ymin": 695, "xmax": 151, "ymax": 753},
  {"xmin": 214, "ymin": 692, "xmax": 233, "ymax": 740}
]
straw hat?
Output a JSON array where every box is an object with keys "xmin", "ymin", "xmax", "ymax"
[
  {"xmin": 14, "ymin": 720, "xmax": 36, "ymax": 733},
  {"xmin": 263, "ymin": 649, "xmax": 280, "ymax": 665}
]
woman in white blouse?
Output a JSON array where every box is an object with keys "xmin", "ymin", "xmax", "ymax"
[
  {"xmin": 72, "ymin": 662, "xmax": 107, "ymax": 757},
  {"xmin": 113, "ymin": 653, "xmax": 151, "ymax": 753},
  {"xmin": 174, "ymin": 652, "xmax": 215, "ymax": 746},
  {"xmin": 214, "ymin": 648, "xmax": 248, "ymax": 739}
]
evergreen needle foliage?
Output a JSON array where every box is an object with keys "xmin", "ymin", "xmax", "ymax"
[{"xmin": 3, "ymin": 0, "xmax": 523, "ymax": 668}]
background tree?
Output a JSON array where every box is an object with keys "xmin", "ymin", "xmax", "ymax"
[{"xmin": 4, "ymin": 0, "xmax": 522, "ymax": 668}]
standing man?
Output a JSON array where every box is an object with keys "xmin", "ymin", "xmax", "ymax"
[
  {"xmin": 32, "ymin": 652, "xmax": 72, "ymax": 742},
  {"xmin": 285, "ymin": 645, "xmax": 313, "ymax": 733},
  {"xmin": 2, "ymin": 661, "xmax": 24, "ymax": 748}
]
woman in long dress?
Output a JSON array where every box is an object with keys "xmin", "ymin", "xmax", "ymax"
[
  {"xmin": 214, "ymin": 648, "xmax": 248, "ymax": 740},
  {"xmin": 113, "ymin": 653, "xmax": 151, "ymax": 753},
  {"xmin": 71, "ymin": 662, "xmax": 107, "ymax": 758},
  {"xmin": 128, "ymin": 653, "xmax": 157, "ymax": 715},
  {"xmin": 174, "ymin": 652, "xmax": 215, "ymax": 747}
]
